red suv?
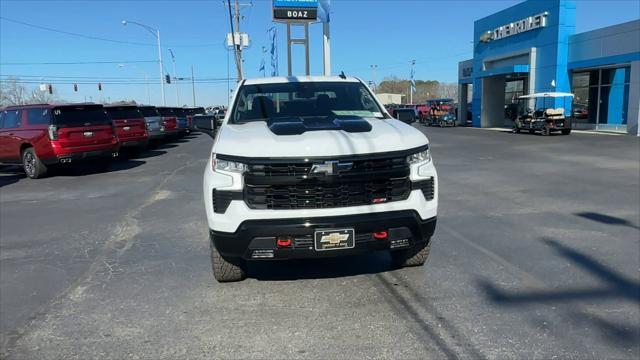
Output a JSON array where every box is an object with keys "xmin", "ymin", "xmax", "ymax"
[
  {"xmin": 0, "ymin": 104, "xmax": 119, "ymax": 179},
  {"xmin": 104, "ymin": 105, "xmax": 149, "ymax": 149}
]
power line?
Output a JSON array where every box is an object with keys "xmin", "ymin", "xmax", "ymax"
[
  {"xmin": 0, "ymin": 79, "xmax": 233, "ymax": 85},
  {"xmin": 2, "ymin": 74, "xmax": 234, "ymax": 81},
  {"xmin": 0, "ymin": 17, "xmax": 221, "ymax": 48},
  {"xmin": 0, "ymin": 17, "xmax": 155, "ymax": 46},
  {"xmin": 1, "ymin": 60, "xmax": 157, "ymax": 66}
]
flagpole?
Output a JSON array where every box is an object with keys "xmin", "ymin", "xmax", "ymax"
[{"xmin": 410, "ymin": 59, "xmax": 416, "ymax": 104}]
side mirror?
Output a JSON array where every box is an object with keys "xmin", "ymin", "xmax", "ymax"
[{"xmin": 192, "ymin": 115, "xmax": 216, "ymax": 138}]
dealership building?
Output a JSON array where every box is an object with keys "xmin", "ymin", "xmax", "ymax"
[{"xmin": 458, "ymin": 0, "xmax": 640, "ymax": 135}]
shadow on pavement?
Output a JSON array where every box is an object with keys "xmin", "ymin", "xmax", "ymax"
[
  {"xmin": 54, "ymin": 159, "xmax": 146, "ymax": 177},
  {"xmin": 123, "ymin": 150, "xmax": 167, "ymax": 160},
  {"xmin": 476, "ymin": 237, "xmax": 640, "ymax": 346},
  {"xmin": 0, "ymin": 168, "xmax": 24, "ymax": 188},
  {"xmin": 372, "ymin": 271, "xmax": 486, "ymax": 360},
  {"xmin": 576, "ymin": 212, "xmax": 640, "ymax": 230},
  {"xmin": 155, "ymin": 143, "xmax": 179, "ymax": 150},
  {"xmin": 249, "ymin": 251, "xmax": 394, "ymax": 281}
]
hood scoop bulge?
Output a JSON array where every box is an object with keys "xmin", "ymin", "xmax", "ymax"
[{"xmin": 267, "ymin": 116, "xmax": 372, "ymax": 136}]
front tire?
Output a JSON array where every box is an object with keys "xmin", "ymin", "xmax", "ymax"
[
  {"xmin": 210, "ymin": 241, "xmax": 246, "ymax": 282},
  {"xmin": 561, "ymin": 129, "xmax": 571, "ymax": 135},
  {"xmin": 22, "ymin": 147, "xmax": 48, "ymax": 179},
  {"xmin": 391, "ymin": 241, "xmax": 431, "ymax": 267}
]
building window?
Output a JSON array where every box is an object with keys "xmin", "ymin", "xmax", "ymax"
[
  {"xmin": 504, "ymin": 79, "xmax": 525, "ymax": 121},
  {"xmin": 571, "ymin": 67, "xmax": 630, "ymax": 129}
]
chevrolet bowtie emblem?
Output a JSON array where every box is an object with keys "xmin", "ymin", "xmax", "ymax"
[
  {"xmin": 310, "ymin": 160, "xmax": 353, "ymax": 175},
  {"xmin": 320, "ymin": 232, "xmax": 349, "ymax": 245}
]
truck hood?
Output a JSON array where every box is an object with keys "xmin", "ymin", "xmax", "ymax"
[{"xmin": 213, "ymin": 118, "xmax": 429, "ymax": 158}]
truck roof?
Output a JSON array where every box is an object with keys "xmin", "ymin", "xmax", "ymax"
[{"xmin": 243, "ymin": 75, "xmax": 361, "ymax": 85}]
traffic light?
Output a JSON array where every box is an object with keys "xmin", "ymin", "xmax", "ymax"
[
  {"xmin": 48, "ymin": 84, "xmax": 53, "ymax": 94},
  {"xmin": 73, "ymin": 84, "xmax": 78, "ymax": 92},
  {"xmin": 98, "ymin": 82, "xmax": 102, "ymax": 91},
  {"xmin": 165, "ymin": 74, "xmax": 171, "ymax": 84}
]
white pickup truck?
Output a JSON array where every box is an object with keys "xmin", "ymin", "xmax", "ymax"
[{"xmin": 202, "ymin": 76, "xmax": 438, "ymax": 282}]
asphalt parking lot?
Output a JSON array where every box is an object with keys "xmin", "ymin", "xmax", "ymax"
[{"xmin": 1, "ymin": 128, "xmax": 639, "ymax": 359}]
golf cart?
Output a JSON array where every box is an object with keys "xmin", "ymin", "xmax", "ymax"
[
  {"xmin": 427, "ymin": 99, "xmax": 457, "ymax": 127},
  {"xmin": 514, "ymin": 92, "xmax": 574, "ymax": 136}
]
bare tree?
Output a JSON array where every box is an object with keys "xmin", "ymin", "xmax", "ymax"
[
  {"xmin": 377, "ymin": 77, "xmax": 441, "ymax": 104},
  {"xmin": 0, "ymin": 78, "xmax": 61, "ymax": 107},
  {"xmin": 0, "ymin": 77, "xmax": 29, "ymax": 107},
  {"xmin": 437, "ymin": 82, "xmax": 458, "ymax": 100},
  {"xmin": 30, "ymin": 88, "xmax": 59, "ymax": 104}
]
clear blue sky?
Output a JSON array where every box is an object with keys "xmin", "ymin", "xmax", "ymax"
[{"xmin": 1, "ymin": 0, "xmax": 638, "ymax": 106}]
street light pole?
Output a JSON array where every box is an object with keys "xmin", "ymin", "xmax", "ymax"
[
  {"xmin": 370, "ymin": 64, "xmax": 378, "ymax": 93},
  {"xmin": 191, "ymin": 65, "xmax": 196, "ymax": 106},
  {"xmin": 122, "ymin": 20, "xmax": 166, "ymax": 106},
  {"xmin": 168, "ymin": 48, "xmax": 180, "ymax": 106},
  {"xmin": 410, "ymin": 59, "xmax": 416, "ymax": 104}
]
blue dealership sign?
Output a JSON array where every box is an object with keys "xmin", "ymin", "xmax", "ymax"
[
  {"xmin": 273, "ymin": 0, "xmax": 318, "ymax": 8},
  {"xmin": 273, "ymin": 0, "xmax": 318, "ymax": 21}
]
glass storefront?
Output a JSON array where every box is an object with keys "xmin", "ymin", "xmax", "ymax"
[
  {"xmin": 571, "ymin": 67, "xmax": 630, "ymax": 131},
  {"xmin": 504, "ymin": 79, "xmax": 526, "ymax": 125}
]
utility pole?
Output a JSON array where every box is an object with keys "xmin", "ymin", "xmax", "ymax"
[
  {"xmin": 168, "ymin": 48, "xmax": 180, "ymax": 106},
  {"xmin": 226, "ymin": 0, "xmax": 242, "ymax": 82},
  {"xmin": 226, "ymin": 0, "xmax": 251, "ymax": 81},
  {"xmin": 234, "ymin": 0, "xmax": 244, "ymax": 80},
  {"xmin": 191, "ymin": 65, "xmax": 196, "ymax": 106}
]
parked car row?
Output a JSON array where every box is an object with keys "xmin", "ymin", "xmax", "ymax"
[{"xmin": 0, "ymin": 103, "xmax": 205, "ymax": 179}]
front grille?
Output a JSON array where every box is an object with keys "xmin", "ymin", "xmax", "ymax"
[{"xmin": 244, "ymin": 155, "xmax": 412, "ymax": 210}]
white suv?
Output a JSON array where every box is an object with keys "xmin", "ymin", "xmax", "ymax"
[{"xmin": 203, "ymin": 76, "xmax": 438, "ymax": 282}]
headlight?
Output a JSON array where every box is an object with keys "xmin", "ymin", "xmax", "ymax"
[
  {"xmin": 407, "ymin": 148, "xmax": 431, "ymax": 165},
  {"xmin": 212, "ymin": 154, "xmax": 247, "ymax": 173}
]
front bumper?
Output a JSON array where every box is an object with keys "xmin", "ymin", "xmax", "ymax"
[{"xmin": 211, "ymin": 210, "xmax": 436, "ymax": 260}]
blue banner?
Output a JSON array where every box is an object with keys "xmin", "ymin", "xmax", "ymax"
[
  {"xmin": 273, "ymin": 0, "xmax": 318, "ymax": 8},
  {"xmin": 318, "ymin": 0, "xmax": 330, "ymax": 23}
]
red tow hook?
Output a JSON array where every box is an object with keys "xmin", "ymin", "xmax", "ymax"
[
  {"xmin": 373, "ymin": 231, "xmax": 388, "ymax": 240},
  {"xmin": 276, "ymin": 236, "xmax": 293, "ymax": 248}
]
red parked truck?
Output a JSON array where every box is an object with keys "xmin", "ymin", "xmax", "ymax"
[
  {"xmin": 104, "ymin": 105, "xmax": 149, "ymax": 150},
  {"xmin": 156, "ymin": 107, "xmax": 179, "ymax": 136},
  {"xmin": 0, "ymin": 103, "xmax": 119, "ymax": 178}
]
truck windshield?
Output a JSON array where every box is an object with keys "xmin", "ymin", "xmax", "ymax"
[
  {"xmin": 229, "ymin": 81, "xmax": 386, "ymax": 124},
  {"xmin": 52, "ymin": 106, "xmax": 112, "ymax": 127}
]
